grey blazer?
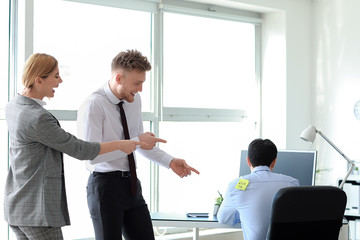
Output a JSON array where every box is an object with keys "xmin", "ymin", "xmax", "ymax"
[{"xmin": 4, "ymin": 95, "xmax": 100, "ymax": 227}]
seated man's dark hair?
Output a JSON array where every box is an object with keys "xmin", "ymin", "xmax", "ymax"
[{"xmin": 248, "ymin": 138, "xmax": 277, "ymax": 167}]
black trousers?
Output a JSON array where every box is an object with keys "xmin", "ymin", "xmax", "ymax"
[{"xmin": 87, "ymin": 171, "xmax": 155, "ymax": 240}]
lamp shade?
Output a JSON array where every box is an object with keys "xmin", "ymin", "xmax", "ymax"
[
  {"xmin": 300, "ymin": 125, "xmax": 317, "ymax": 143},
  {"xmin": 300, "ymin": 124, "xmax": 355, "ymax": 189}
]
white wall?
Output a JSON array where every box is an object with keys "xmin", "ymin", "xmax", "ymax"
[
  {"xmin": 261, "ymin": 11, "xmax": 287, "ymax": 147},
  {"xmin": 229, "ymin": 0, "xmax": 313, "ymax": 149},
  {"xmin": 312, "ymin": 0, "xmax": 360, "ymax": 185},
  {"xmin": 235, "ymin": 0, "xmax": 360, "ymax": 185}
]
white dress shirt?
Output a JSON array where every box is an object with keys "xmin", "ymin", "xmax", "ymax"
[
  {"xmin": 217, "ymin": 166, "xmax": 299, "ymax": 240},
  {"xmin": 77, "ymin": 82, "xmax": 174, "ymax": 172},
  {"xmin": 30, "ymin": 97, "xmax": 46, "ymax": 107}
]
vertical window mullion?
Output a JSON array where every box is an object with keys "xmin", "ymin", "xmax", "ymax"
[
  {"xmin": 8, "ymin": 0, "xmax": 19, "ymax": 101},
  {"xmin": 24, "ymin": 0, "xmax": 33, "ymax": 60},
  {"xmin": 150, "ymin": 5, "xmax": 163, "ymax": 213},
  {"xmin": 255, "ymin": 24, "xmax": 262, "ymax": 137}
]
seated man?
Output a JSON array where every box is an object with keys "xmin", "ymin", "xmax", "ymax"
[{"xmin": 217, "ymin": 138, "xmax": 299, "ymax": 240}]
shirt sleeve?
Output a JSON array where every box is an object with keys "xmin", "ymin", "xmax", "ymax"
[
  {"xmin": 217, "ymin": 181, "xmax": 240, "ymax": 226},
  {"xmin": 292, "ymin": 178, "xmax": 300, "ymax": 186},
  {"xmin": 133, "ymin": 97, "xmax": 174, "ymax": 168},
  {"xmin": 136, "ymin": 147, "xmax": 174, "ymax": 168}
]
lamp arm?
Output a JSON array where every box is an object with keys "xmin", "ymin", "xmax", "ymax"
[
  {"xmin": 317, "ymin": 130, "xmax": 353, "ymax": 164},
  {"xmin": 339, "ymin": 164, "xmax": 355, "ymax": 189},
  {"xmin": 317, "ymin": 130, "xmax": 355, "ymax": 189}
]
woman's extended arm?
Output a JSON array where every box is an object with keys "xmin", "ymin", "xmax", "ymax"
[{"xmin": 99, "ymin": 140, "xmax": 145, "ymax": 155}]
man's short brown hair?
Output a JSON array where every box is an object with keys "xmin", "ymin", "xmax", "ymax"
[{"xmin": 111, "ymin": 49, "xmax": 151, "ymax": 72}]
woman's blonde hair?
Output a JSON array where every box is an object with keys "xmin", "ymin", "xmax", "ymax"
[{"xmin": 22, "ymin": 53, "xmax": 58, "ymax": 88}]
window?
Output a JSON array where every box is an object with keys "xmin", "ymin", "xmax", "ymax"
[
  {"xmin": 4, "ymin": 0, "xmax": 261, "ymax": 239},
  {"xmin": 30, "ymin": 1, "xmax": 153, "ymax": 239},
  {"xmin": 159, "ymin": 12, "xmax": 259, "ymax": 214},
  {"xmin": 163, "ymin": 12, "xmax": 257, "ymax": 110},
  {"xmin": 0, "ymin": 0, "xmax": 8, "ymax": 108},
  {"xmin": 158, "ymin": 122, "xmax": 257, "ymax": 212},
  {"xmin": 10, "ymin": 1, "xmax": 154, "ymax": 239},
  {"xmin": 0, "ymin": 0, "xmax": 9, "ymax": 238},
  {"xmin": 30, "ymin": 0, "xmax": 152, "ymax": 112}
]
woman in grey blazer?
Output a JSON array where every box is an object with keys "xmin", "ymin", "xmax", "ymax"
[{"xmin": 4, "ymin": 53, "xmax": 143, "ymax": 240}]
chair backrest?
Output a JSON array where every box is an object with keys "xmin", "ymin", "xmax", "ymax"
[{"xmin": 267, "ymin": 186, "xmax": 347, "ymax": 240}]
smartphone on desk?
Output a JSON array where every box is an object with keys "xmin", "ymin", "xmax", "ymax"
[{"xmin": 186, "ymin": 212, "xmax": 209, "ymax": 218}]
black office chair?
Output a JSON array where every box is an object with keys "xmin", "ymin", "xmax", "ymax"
[{"xmin": 267, "ymin": 186, "xmax": 347, "ymax": 240}]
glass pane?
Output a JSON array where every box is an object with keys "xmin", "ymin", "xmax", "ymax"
[
  {"xmin": 60, "ymin": 120, "xmax": 151, "ymax": 239},
  {"xmin": 158, "ymin": 121, "xmax": 257, "ymax": 213},
  {"xmin": 27, "ymin": 0, "xmax": 152, "ymax": 111},
  {"xmin": 1, "ymin": 1, "xmax": 9, "ymax": 239},
  {"xmin": 0, "ymin": 0, "xmax": 9, "ymax": 109},
  {"xmin": 163, "ymin": 12, "xmax": 256, "ymax": 110},
  {"xmin": 59, "ymin": 121, "xmax": 95, "ymax": 239},
  {"xmin": 135, "ymin": 120, "xmax": 151, "ymax": 205},
  {"xmin": 0, "ymin": 121, "xmax": 9, "ymax": 238}
]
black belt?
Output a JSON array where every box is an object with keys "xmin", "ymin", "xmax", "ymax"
[{"xmin": 93, "ymin": 171, "xmax": 131, "ymax": 178}]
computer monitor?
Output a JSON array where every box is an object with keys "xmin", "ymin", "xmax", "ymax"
[{"xmin": 239, "ymin": 150, "xmax": 317, "ymax": 186}]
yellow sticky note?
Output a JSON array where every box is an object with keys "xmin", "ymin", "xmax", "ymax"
[{"xmin": 235, "ymin": 179, "xmax": 249, "ymax": 190}]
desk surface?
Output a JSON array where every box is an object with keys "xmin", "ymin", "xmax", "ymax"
[{"xmin": 151, "ymin": 212, "xmax": 237, "ymax": 229}]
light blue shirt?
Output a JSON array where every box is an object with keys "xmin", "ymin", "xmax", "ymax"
[{"xmin": 217, "ymin": 166, "xmax": 299, "ymax": 240}]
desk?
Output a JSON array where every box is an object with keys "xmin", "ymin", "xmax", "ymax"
[
  {"xmin": 152, "ymin": 212, "xmax": 348, "ymax": 240},
  {"xmin": 340, "ymin": 177, "xmax": 360, "ymax": 239},
  {"xmin": 151, "ymin": 212, "xmax": 240, "ymax": 240}
]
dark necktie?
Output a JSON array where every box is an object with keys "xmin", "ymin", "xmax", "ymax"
[{"xmin": 118, "ymin": 101, "xmax": 138, "ymax": 195}]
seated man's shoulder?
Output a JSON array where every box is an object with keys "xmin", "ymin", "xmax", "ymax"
[{"xmin": 271, "ymin": 172, "xmax": 299, "ymax": 184}]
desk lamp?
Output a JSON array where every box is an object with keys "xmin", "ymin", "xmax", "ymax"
[{"xmin": 300, "ymin": 125, "xmax": 355, "ymax": 189}]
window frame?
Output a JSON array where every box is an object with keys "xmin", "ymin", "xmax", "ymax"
[{"xmin": 7, "ymin": 0, "xmax": 262, "ymax": 238}]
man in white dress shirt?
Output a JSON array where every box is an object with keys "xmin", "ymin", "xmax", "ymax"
[
  {"xmin": 77, "ymin": 49, "xmax": 199, "ymax": 240},
  {"xmin": 217, "ymin": 138, "xmax": 299, "ymax": 240}
]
